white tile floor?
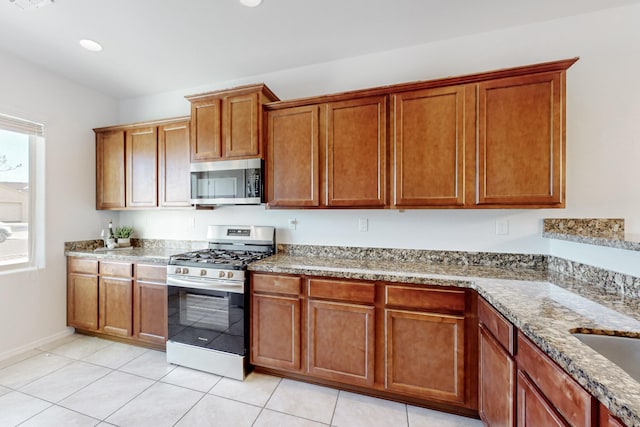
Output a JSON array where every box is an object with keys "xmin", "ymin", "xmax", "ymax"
[{"xmin": 0, "ymin": 334, "xmax": 484, "ymax": 426}]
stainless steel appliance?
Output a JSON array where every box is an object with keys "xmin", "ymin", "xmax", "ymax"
[
  {"xmin": 190, "ymin": 158, "xmax": 263, "ymax": 206},
  {"xmin": 166, "ymin": 225, "xmax": 275, "ymax": 380}
]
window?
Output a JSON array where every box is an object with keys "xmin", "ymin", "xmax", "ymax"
[{"xmin": 0, "ymin": 112, "xmax": 44, "ymax": 271}]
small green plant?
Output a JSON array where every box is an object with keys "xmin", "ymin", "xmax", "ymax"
[{"xmin": 115, "ymin": 225, "xmax": 133, "ymax": 238}]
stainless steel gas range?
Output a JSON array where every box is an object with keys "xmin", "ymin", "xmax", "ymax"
[{"xmin": 166, "ymin": 225, "xmax": 275, "ymax": 380}]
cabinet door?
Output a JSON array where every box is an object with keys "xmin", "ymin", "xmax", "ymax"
[
  {"xmin": 479, "ymin": 325, "xmax": 515, "ymax": 427},
  {"xmin": 133, "ymin": 264, "xmax": 167, "ymax": 345},
  {"xmin": 96, "ymin": 130, "xmax": 125, "ymax": 209},
  {"xmin": 190, "ymin": 97, "xmax": 222, "ymax": 161},
  {"xmin": 599, "ymin": 403, "xmax": 626, "ymax": 427},
  {"xmin": 224, "ymin": 93, "xmax": 260, "ymax": 158},
  {"xmin": 251, "ymin": 294, "xmax": 301, "ymax": 371},
  {"xmin": 100, "ymin": 277, "xmax": 133, "ymax": 337},
  {"xmin": 133, "ymin": 281, "xmax": 167, "ymax": 345},
  {"xmin": 159, "ymin": 120, "xmax": 191, "ymax": 207},
  {"xmin": 517, "ymin": 333, "xmax": 595, "ymax": 426},
  {"xmin": 517, "ymin": 371, "xmax": 569, "ymax": 427},
  {"xmin": 327, "ymin": 96, "xmax": 387, "ymax": 207},
  {"xmin": 267, "ymin": 105, "xmax": 320, "ymax": 207},
  {"xmin": 392, "ymin": 85, "xmax": 472, "ymax": 207},
  {"xmin": 67, "ymin": 273, "xmax": 99, "ymax": 331},
  {"xmin": 385, "ymin": 309, "xmax": 465, "ymax": 404},
  {"xmin": 477, "ymin": 71, "xmax": 564, "ymax": 206},
  {"xmin": 308, "ymin": 299, "xmax": 375, "ymax": 386},
  {"xmin": 126, "ymin": 127, "xmax": 158, "ymax": 207}
]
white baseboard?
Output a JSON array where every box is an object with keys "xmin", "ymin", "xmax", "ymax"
[{"xmin": 0, "ymin": 327, "xmax": 75, "ymax": 362}]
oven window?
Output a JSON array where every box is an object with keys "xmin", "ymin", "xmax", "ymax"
[{"xmin": 167, "ymin": 286, "xmax": 247, "ymax": 355}]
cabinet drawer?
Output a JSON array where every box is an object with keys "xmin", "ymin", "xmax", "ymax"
[
  {"xmin": 68, "ymin": 258, "xmax": 98, "ymax": 274},
  {"xmin": 100, "ymin": 261, "xmax": 133, "ymax": 278},
  {"xmin": 308, "ymin": 279, "xmax": 375, "ymax": 304},
  {"xmin": 517, "ymin": 333, "xmax": 595, "ymax": 426},
  {"xmin": 252, "ymin": 273, "xmax": 301, "ymax": 296},
  {"xmin": 385, "ymin": 286, "xmax": 465, "ymax": 313},
  {"xmin": 478, "ymin": 297, "xmax": 514, "ymax": 354},
  {"xmin": 136, "ymin": 263, "xmax": 167, "ymax": 282}
]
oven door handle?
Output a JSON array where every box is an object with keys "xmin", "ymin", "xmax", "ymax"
[{"xmin": 166, "ymin": 276, "xmax": 244, "ymax": 294}]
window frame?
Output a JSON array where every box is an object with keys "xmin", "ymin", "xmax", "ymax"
[{"xmin": 0, "ymin": 113, "xmax": 45, "ymax": 273}]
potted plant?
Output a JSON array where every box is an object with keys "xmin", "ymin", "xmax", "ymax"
[{"xmin": 114, "ymin": 225, "xmax": 133, "ymax": 247}]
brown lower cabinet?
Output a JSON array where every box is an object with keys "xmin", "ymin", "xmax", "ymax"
[
  {"xmin": 307, "ymin": 278, "xmax": 375, "ymax": 387},
  {"xmin": 67, "ymin": 257, "xmax": 167, "ymax": 348},
  {"xmin": 478, "ymin": 296, "xmax": 607, "ymax": 427},
  {"xmin": 250, "ymin": 272, "xmax": 478, "ymax": 413},
  {"xmin": 67, "ymin": 258, "xmax": 99, "ymax": 330},
  {"xmin": 251, "ymin": 274, "xmax": 302, "ymax": 371},
  {"xmin": 133, "ymin": 264, "xmax": 167, "ymax": 345},
  {"xmin": 478, "ymin": 297, "xmax": 516, "ymax": 426}
]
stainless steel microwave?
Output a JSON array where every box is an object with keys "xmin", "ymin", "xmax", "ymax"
[{"xmin": 190, "ymin": 158, "xmax": 263, "ymax": 206}]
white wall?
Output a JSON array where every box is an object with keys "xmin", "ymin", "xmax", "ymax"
[
  {"xmin": 119, "ymin": 4, "xmax": 640, "ymax": 277},
  {"xmin": 0, "ymin": 50, "xmax": 118, "ymax": 357}
]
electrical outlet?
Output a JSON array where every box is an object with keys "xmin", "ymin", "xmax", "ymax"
[
  {"xmin": 359, "ymin": 218, "xmax": 368, "ymax": 232},
  {"xmin": 288, "ymin": 218, "xmax": 297, "ymax": 230},
  {"xmin": 495, "ymin": 220, "xmax": 509, "ymax": 235}
]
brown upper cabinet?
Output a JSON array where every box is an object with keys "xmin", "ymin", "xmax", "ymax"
[
  {"xmin": 392, "ymin": 85, "xmax": 473, "ymax": 207},
  {"xmin": 95, "ymin": 117, "xmax": 191, "ymax": 210},
  {"xmin": 477, "ymin": 72, "xmax": 564, "ymax": 206},
  {"xmin": 265, "ymin": 57, "xmax": 577, "ymax": 209},
  {"xmin": 266, "ymin": 95, "xmax": 387, "ymax": 208},
  {"xmin": 186, "ymin": 84, "xmax": 278, "ymax": 162}
]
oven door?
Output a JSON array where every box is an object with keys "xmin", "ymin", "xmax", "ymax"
[{"xmin": 167, "ymin": 281, "xmax": 248, "ymax": 356}]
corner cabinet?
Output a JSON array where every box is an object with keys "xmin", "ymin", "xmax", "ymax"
[
  {"xmin": 266, "ymin": 95, "xmax": 387, "ymax": 208},
  {"xmin": 186, "ymin": 84, "xmax": 278, "ymax": 162},
  {"xmin": 95, "ymin": 117, "xmax": 191, "ymax": 210},
  {"xmin": 478, "ymin": 297, "xmax": 602, "ymax": 427}
]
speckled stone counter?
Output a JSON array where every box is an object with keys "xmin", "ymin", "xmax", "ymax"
[
  {"xmin": 64, "ymin": 239, "xmax": 206, "ymax": 264},
  {"xmin": 543, "ymin": 218, "xmax": 640, "ymax": 252},
  {"xmin": 249, "ymin": 253, "xmax": 640, "ymax": 426}
]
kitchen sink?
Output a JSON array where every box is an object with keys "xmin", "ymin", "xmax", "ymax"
[{"xmin": 572, "ymin": 332, "xmax": 640, "ymax": 382}]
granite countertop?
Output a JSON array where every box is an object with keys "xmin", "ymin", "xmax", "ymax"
[
  {"xmin": 64, "ymin": 247, "xmax": 180, "ymax": 264},
  {"xmin": 249, "ymin": 254, "xmax": 640, "ymax": 426},
  {"xmin": 543, "ymin": 218, "xmax": 640, "ymax": 252}
]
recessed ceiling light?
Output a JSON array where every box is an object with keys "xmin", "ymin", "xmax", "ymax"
[
  {"xmin": 239, "ymin": 0, "xmax": 262, "ymax": 7},
  {"xmin": 79, "ymin": 39, "xmax": 103, "ymax": 52}
]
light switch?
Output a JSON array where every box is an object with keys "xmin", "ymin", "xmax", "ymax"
[{"xmin": 495, "ymin": 220, "xmax": 509, "ymax": 235}]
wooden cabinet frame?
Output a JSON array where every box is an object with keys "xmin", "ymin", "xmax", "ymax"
[
  {"xmin": 250, "ymin": 272, "xmax": 478, "ymax": 415},
  {"xmin": 95, "ymin": 117, "xmax": 191, "ymax": 210},
  {"xmin": 265, "ymin": 57, "xmax": 577, "ymax": 209},
  {"xmin": 67, "ymin": 257, "xmax": 167, "ymax": 349},
  {"xmin": 187, "ymin": 84, "xmax": 278, "ymax": 162}
]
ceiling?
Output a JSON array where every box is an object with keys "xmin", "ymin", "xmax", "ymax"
[{"xmin": 1, "ymin": 0, "xmax": 639, "ymax": 100}]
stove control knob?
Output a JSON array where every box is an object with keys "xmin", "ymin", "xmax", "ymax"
[
  {"xmin": 200, "ymin": 269, "xmax": 207, "ymax": 277},
  {"xmin": 218, "ymin": 271, "xmax": 225, "ymax": 278},
  {"xmin": 227, "ymin": 272, "xmax": 234, "ymax": 279},
  {"xmin": 182, "ymin": 268, "xmax": 189, "ymax": 274},
  {"xmin": 175, "ymin": 267, "xmax": 182, "ymax": 274}
]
